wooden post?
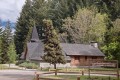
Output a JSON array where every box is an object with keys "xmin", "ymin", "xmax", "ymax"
[
  {"xmin": 108, "ymin": 76, "xmax": 111, "ymax": 80},
  {"xmin": 116, "ymin": 60, "xmax": 119, "ymax": 80},
  {"xmin": 55, "ymin": 69, "xmax": 57, "ymax": 76},
  {"xmin": 88, "ymin": 59, "xmax": 90, "ymax": 79},
  {"xmin": 36, "ymin": 74, "xmax": 39, "ymax": 80},
  {"xmin": 66, "ymin": 67, "xmax": 67, "ymax": 72},
  {"xmin": 82, "ymin": 71, "xmax": 84, "ymax": 75},
  {"xmin": 77, "ymin": 76, "xmax": 80, "ymax": 80}
]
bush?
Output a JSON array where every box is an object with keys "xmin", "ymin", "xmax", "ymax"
[
  {"xmin": 19, "ymin": 62, "xmax": 27, "ymax": 67},
  {"xmin": 26, "ymin": 62, "xmax": 39, "ymax": 69},
  {"xmin": 18, "ymin": 62, "xmax": 39, "ymax": 69},
  {"xmin": 16, "ymin": 60, "xmax": 25, "ymax": 65}
]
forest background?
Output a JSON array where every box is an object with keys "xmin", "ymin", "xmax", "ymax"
[{"xmin": 0, "ymin": 0, "xmax": 120, "ymax": 66}]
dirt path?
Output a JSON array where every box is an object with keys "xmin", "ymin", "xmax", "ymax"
[{"xmin": 0, "ymin": 69, "xmax": 37, "ymax": 80}]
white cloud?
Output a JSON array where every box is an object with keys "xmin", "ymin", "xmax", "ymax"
[
  {"xmin": 11, "ymin": 28, "xmax": 15, "ymax": 34},
  {"xmin": 0, "ymin": 0, "xmax": 26, "ymax": 23},
  {"xmin": 1, "ymin": 26, "xmax": 15, "ymax": 34}
]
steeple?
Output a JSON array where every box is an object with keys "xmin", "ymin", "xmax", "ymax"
[{"xmin": 30, "ymin": 26, "xmax": 39, "ymax": 42}]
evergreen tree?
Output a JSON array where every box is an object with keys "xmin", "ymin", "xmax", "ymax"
[
  {"xmin": 14, "ymin": 0, "xmax": 33, "ymax": 55},
  {"xmin": 101, "ymin": 0, "xmax": 120, "ymax": 20},
  {"xmin": 0, "ymin": 39, "xmax": 2, "ymax": 63},
  {"xmin": 48, "ymin": 0, "xmax": 69, "ymax": 30},
  {"xmin": 31, "ymin": 0, "xmax": 48, "ymax": 25},
  {"xmin": 31, "ymin": 0, "xmax": 49, "ymax": 40},
  {"xmin": 0, "ymin": 19, "xmax": 3, "ymax": 35},
  {"xmin": 7, "ymin": 42, "xmax": 17, "ymax": 64},
  {"xmin": 1, "ymin": 20, "xmax": 12, "ymax": 63},
  {"xmin": 42, "ymin": 20, "xmax": 66, "ymax": 69},
  {"xmin": 0, "ymin": 19, "xmax": 2, "ymax": 63}
]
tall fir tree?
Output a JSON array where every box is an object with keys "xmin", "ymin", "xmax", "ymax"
[
  {"xmin": 31, "ymin": 0, "xmax": 49, "ymax": 39},
  {"xmin": 0, "ymin": 19, "xmax": 3, "ymax": 35},
  {"xmin": 1, "ymin": 20, "xmax": 12, "ymax": 63},
  {"xmin": 0, "ymin": 19, "xmax": 2, "ymax": 63},
  {"xmin": 42, "ymin": 20, "xmax": 66, "ymax": 69},
  {"xmin": 7, "ymin": 42, "xmax": 17, "ymax": 64},
  {"xmin": 48, "ymin": 0, "xmax": 69, "ymax": 31},
  {"xmin": 0, "ymin": 39, "xmax": 2, "ymax": 63},
  {"xmin": 14, "ymin": 0, "xmax": 33, "ymax": 55}
]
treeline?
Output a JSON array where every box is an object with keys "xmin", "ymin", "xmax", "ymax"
[
  {"xmin": 0, "ymin": 20, "xmax": 17, "ymax": 64},
  {"xmin": 14, "ymin": 0, "xmax": 120, "ymax": 65}
]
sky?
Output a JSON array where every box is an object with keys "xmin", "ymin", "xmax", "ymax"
[{"xmin": 0, "ymin": 0, "xmax": 26, "ymax": 23}]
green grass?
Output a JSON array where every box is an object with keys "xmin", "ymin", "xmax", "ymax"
[
  {"xmin": 40, "ymin": 67, "xmax": 120, "ymax": 71},
  {"xmin": 40, "ymin": 67, "xmax": 86, "ymax": 72},
  {"xmin": 0, "ymin": 64, "xmax": 9, "ymax": 70},
  {"xmin": 0, "ymin": 64, "xmax": 21, "ymax": 70},
  {"xmin": 43, "ymin": 75, "xmax": 119, "ymax": 80},
  {"xmin": 90, "ymin": 68, "xmax": 118, "ymax": 71}
]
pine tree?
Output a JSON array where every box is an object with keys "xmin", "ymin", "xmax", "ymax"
[
  {"xmin": 14, "ymin": 0, "xmax": 33, "ymax": 55},
  {"xmin": 1, "ymin": 20, "xmax": 12, "ymax": 63},
  {"xmin": 0, "ymin": 19, "xmax": 2, "ymax": 63},
  {"xmin": 101, "ymin": 0, "xmax": 120, "ymax": 20},
  {"xmin": 31, "ymin": 0, "xmax": 48, "ymax": 25},
  {"xmin": 7, "ymin": 42, "xmax": 17, "ymax": 65},
  {"xmin": 48, "ymin": 0, "xmax": 68, "ymax": 30},
  {"xmin": 31, "ymin": 0, "xmax": 49, "ymax": 40},
  {"xmin": 0, "ymin": 19, "xmax": 3, "ymax": 35},
  {"xmin": 0, "ymin": 41, "xmax": 1, "ymax": 63},
  {"xmin": 42, "ymin": 19, "xmax": 66, "ymax": 69}
]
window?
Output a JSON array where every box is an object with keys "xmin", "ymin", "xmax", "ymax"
[
  {"xmin": 75, "ymin": 56, "xmax": 79, "ymax": 60},
  {"xmin": 85, "ymin": 56, "xmax": 87, "ymax": 60}
]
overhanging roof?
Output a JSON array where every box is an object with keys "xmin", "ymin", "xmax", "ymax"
[{"xmin": 60, "ymin": 43, "xmax": 105, "ymax": 57}]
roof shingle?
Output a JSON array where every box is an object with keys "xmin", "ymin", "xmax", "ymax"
[{"xmin": 60, "ymin": 43, "xmax": 105, "ymax": 57}]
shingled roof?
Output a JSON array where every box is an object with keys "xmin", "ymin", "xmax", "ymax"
[
  {"xmin": 60, "ymin": 43, "xmax": 105, "ymax": 57},
  {"xmin": 26, "ymin": 42, "xmax": 44, "ymax": 61},
  {"xmin": 31, "ymin": 26, "xmax": 39, "ymax": 42}
]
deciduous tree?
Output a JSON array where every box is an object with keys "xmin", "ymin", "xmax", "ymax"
[{"xmin": 63, "ymin": 8, "xmax": 108, "ymax": 44}]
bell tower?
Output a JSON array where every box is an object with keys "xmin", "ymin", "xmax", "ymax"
[{"xmin": 30, "ymin": 26, "xmax": 40, "ymax": 42}]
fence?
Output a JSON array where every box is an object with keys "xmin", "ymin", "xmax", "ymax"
[
  {"xmin": 34, "ymin": 60, "xmax": 119, "ymax": 80},
  {"xmin": 88, "ymin": 60, "xmax": 119, "ymax": 80},
  {"xmin": 34, "ymin": 71, "xmax": 119, "ymax": 80}
]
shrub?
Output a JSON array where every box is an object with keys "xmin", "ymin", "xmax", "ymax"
[
  {"xmin": 18, "ymin": 62, "xmax": 39, "ymax": 69},
  {"xmin": 19, "ymin": 62, "xmax": 28, "ymax": 67},
  {"xmin": 16, "ymin": 60, "xmax": 25, "ymax": 65}
]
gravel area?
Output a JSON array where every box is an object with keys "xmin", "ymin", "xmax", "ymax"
[{"xmin": 0, "ymin": 69, "xmax": 37, "ymax": 80}]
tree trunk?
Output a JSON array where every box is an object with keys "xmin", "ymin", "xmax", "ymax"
[
  {"xmin": 9, "ymin": 63, "xmax": 10, "ymax": 69},
  {"xmin": 54, "ymin": 63, "xmax": 57, "ymax": 75},
  {"xmin": 54, "ymin": 63, "xmax": 56, "ymax": 69}
]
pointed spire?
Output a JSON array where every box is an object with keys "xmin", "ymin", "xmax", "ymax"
[{"xmin": 31, "ymin": 26, "xmax": 39, "ymax": 42}]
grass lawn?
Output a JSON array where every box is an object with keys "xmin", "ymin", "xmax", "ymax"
[
  {"xmin": 0, "ymin": 64, "xmax": 9, "ymax": 70},
  {"xmin": 41, "ymin": 75, "xmax": 119, "ymax": 80},
  {"xmin": 0, "ymin": 64, "xmax": 20, "ymax": 70},
  {"xmin": 90, "ymin": 68, "xmax": 120, "ymax": 71},
  {"xmin": 40, "ymin": 67, "xmax": 120, "ymax": 71}
]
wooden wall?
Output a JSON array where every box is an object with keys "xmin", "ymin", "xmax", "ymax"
[{"xmin": 70, "ymin": 56, "xmax": 104, "ymax": 66}]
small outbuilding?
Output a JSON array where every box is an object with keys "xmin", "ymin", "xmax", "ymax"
[{"xmin": 21, "ymin": 26, "xmax": 105, "ymax": 67}]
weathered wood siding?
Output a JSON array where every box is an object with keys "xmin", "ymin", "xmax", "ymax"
[{"xmin": 70, "ymin": 56, "xmax": 104, "ymax": 66}]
